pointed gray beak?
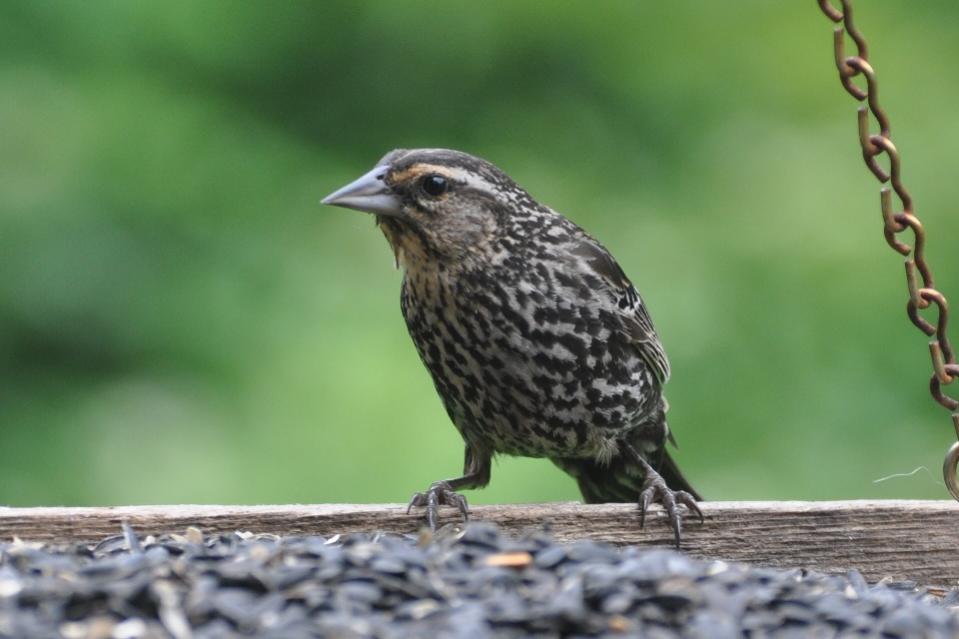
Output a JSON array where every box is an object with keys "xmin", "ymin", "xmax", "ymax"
[{"xmin": 321, "ymin": 166, "xmax": 402, "ymax": 216}]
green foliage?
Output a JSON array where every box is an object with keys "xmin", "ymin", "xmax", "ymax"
[{"xmin": 1, "ymin": 2, "xmax": 957, "ymax": 505}]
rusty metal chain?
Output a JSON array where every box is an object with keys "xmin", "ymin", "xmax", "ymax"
[{"xmin": 817, "ymin": 0, "xmax": 959, "ymax": 499}]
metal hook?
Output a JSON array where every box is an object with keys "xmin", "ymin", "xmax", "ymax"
[{"xmin": 944, "ymin": 416, "xmax": 959, "ymax": 501}]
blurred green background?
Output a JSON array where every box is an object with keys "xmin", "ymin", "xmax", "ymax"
[{"xmin": 2, "ymin": 2, "xmax": 958, "ymax": 506}]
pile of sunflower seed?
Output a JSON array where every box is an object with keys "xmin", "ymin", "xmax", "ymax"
[{"xmin": 0, "ymin": 523, "xmax": 956, "ymax": 638}]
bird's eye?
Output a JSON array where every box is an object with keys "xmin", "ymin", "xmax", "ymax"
[{"xmin": 420, "ymin": 174, "xmax": 448, "ymax": 198}]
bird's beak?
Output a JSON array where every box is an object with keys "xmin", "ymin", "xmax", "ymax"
[{"xmin": 321, "ymin": 166, "xmax": 402, "ymax": 216}]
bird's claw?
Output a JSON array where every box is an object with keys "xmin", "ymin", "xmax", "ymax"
[
  {"xmin": 638, "ymin": 474, "xmax": 703, "ymax": 549},
  {"xmin": 407, "ymin": 481, "xmax": 470, "ymax": 530}
]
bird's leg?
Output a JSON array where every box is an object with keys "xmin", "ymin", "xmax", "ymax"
[
  {"xmin": 624, "ymin": 443, "xmax": 703, "ymax": 548},
  {"xmin": 407, "ymin": 447, "xmax": 491, "ymax": 530}
]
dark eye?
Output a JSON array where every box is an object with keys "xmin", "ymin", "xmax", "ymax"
[{"xmin": 420, "ymin": 174, "xmax": 448, "ymax": 198}]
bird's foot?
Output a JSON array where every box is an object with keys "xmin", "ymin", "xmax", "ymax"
[
  {"xmin": 638, "ymin": 472, "xmax": 703, "ymax": 549},
  {"xmin": 407, "ymin": 480, "xmax": 470, "ymax": 530}
]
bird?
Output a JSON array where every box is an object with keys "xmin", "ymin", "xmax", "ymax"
[{"xmin": 322, "ymin": 148, "xmax": 701, "ymax": 546}]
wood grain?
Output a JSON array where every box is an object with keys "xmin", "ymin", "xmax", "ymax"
[{"xmin": 1, "ymin": 501, "xmax": 956, "ymax": 585}]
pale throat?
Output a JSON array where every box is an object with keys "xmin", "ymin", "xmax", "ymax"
[{"xmin": 377, "ymin": 218, "xmax": 431, "ymax": 271}]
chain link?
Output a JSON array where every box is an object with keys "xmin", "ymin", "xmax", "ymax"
[{"xmin": 817, "ymin": 0, "xmax": 959, "ymax": 499}]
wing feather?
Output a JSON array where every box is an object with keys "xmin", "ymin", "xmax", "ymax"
[{"xmin": 571, "ymin": 238, "xmax": 671, "ymax": 384}]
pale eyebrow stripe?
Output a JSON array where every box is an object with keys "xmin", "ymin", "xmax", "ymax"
[
  {"xmin": 391, "ymin": 163, "xmax": 456, "ymax": 184},
  {"xmin": 393, "ymin": 163, "xmax": 498, "ymax": 196}
]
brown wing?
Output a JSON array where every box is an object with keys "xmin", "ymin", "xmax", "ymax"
[{"xmin": 571, "ymin": 238, "xmax": 671, "ymax": 385}]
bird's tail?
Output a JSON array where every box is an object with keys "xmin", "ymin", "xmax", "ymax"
[
  {"xmin": 552, "ymin": 429, "xmax": 700, "ymax": 503},
  {"xmin": 658, "ymin": 449, "xmax": 701, "ymax": 500}
]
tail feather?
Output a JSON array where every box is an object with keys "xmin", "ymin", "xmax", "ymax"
[
  {"xmin": 658, "ymin": 449, "xmax": 702, "ymax": 501},
  {"xmin": 553, "ymin": 446, "xmax": 701, "ymax": 504}
]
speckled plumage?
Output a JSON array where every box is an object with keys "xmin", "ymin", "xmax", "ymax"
[{"xmin": 323, "ymin": 148, "xmax": 700, "ymax": 544}]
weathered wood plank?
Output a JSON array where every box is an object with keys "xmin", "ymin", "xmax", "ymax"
[{"xmin": 0, "ymin": 501, "xmax": 955, "ymax": 585}]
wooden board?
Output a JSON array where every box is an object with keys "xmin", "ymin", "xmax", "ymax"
[{"xmin": 0, "ymin": 500, "xmax": 955, "ymax": 585}]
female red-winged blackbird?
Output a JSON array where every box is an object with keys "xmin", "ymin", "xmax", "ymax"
[{"xmin": 323, "ymin": 149, "xmax": 701, "ymax": 545}]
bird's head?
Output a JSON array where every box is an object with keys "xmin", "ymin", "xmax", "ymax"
[{"xmin": 322, "ymin": 149, "xmax": 536, "ymax": 269}]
